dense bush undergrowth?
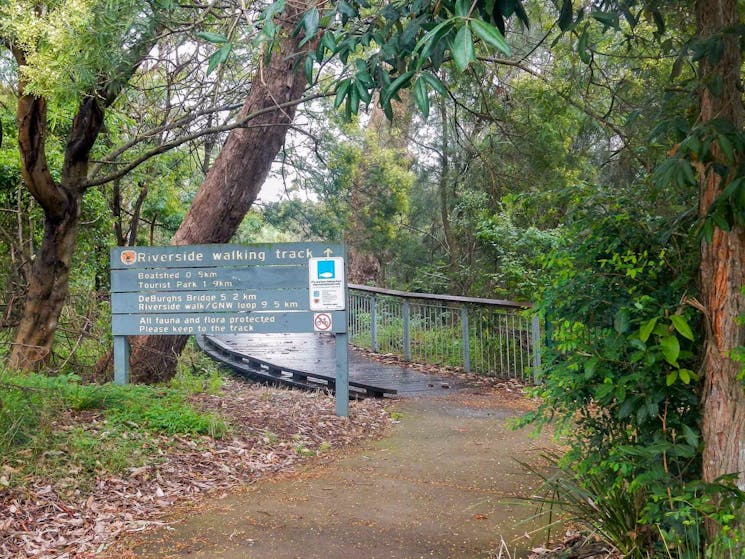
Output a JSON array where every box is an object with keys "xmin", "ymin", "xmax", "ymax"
[
  {"xmin": 0, "ymin": 349, "xmax": 226, "ymax": 490},
  {"xmin": 522, "ymin": 194, "xmax": 745, "ymax": 557}
]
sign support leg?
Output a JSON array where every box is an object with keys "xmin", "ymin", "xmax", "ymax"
[
  {"xmin": 335, "ymin": 332, "xmax": 349, "ymax": 417},
  {"xmin": 113, "ymin": 335, "xmax": 130, "ymax": 385}
]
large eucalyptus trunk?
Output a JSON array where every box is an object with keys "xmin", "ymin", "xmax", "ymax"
[
  {"xmin": 124, "ymin": 1, "xmax": 314, "ymax": 383},
  {"xmin": 696, "ymin": 0, "xmax": 745, "ymax": 534}
]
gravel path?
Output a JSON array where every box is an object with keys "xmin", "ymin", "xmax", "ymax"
[{"xmin": 109, "ymin": 390, "xmax": 553, "ymax": 559}]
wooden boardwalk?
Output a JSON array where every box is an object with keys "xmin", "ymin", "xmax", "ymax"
[{"xmin": 209, "ymin": 333, "xmax": 463, "ymax": 397}]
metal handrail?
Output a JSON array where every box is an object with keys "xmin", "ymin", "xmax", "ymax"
[
  {"xmin": 348, "ymin": 285, "xmax": 541, "ymax": 383},
  {"xmin": 348, "ymin": 284, "xmax": 531, "ymax": 309}
]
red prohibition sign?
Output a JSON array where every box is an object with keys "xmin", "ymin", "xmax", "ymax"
[{"xmin": 314, "ymin": 313, "xmax": 332, "ymax": 331}]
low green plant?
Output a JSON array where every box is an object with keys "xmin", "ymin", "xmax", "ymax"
[
  {"xmin": 171, "ymin": 342, "xmax": 225, "ymax": 395},
  {"xmin": 104, "ymin": 387, "xmax": 226, "ymax": 438},
  {"xmin": 0, "ymin": 366, "xmax": 228, "ymax": 489},
  {"xmin": 522, "ymin": 194, "xmax": 744, "ymax": 556},
  {"xmin": 318, "ymin": 441, "xmax": 331, "ymax": 453},
  {"xmin": 33, "ymin": 426, "xmax": 155, "ymax": 492}
]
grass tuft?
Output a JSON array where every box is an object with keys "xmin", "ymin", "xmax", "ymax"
[{"xmin": 0, "ymin": 358, "xmax": 229, "ymax": 490}]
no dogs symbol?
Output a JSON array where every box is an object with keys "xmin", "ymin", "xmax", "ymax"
[{"xmin": 313, "ymin": 313, "xmax": 332, "ymax": 332}]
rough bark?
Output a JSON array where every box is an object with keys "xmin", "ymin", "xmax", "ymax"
[
  {"xmin": 696, "ymin": 0, "xmax": 745, "ymax": 525},
  {"xmin": 7, "ymin": 63, "xmax": 105, "ymax": 369},
  {"xmin": 7, "ymin": 17, "xmax": 159, "ymax": 369},
  {"xmin": 123, "ymin": 1, "xmax": 315, "ymax": 383}
]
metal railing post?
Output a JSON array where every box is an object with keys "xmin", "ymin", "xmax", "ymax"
[
  {"xmin": 370, "ymin": 293, "xmax": 378, "ymax": 352},
  {"xmin": 403, "ymin": 299, "xmax": 411, "ymax": 361},
  {"xmin": 531, "ymin": 315, "xmax": 542, "ymax": 383},
  {"xmin": 461, "ymin": 306, "xmax": 470, "ymax": 373}
]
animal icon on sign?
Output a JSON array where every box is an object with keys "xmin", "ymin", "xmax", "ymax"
[{"xmin": 120, "ymin": 250, "xmax": 137, "ymax": 265}]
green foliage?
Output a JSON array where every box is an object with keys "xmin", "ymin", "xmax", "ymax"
[
  {"xmin": 2, "ymin": 0, "xmax": 170, "ymax": 103},
  {"xmin": 476, "ymin": 211, "xmax": 559, "ymax": 300},
  {"xmin": 520, "ymin": 188, "xmax": 745, "ymax": 555},
  {"xmin": 274, "ymin": 0, "xmax": 527, "ymax": 119},
  {"xmin": 263, "ymin": 109, "xmax": 413, "ymax": 263},
  {"xmin": 171, "ymin": 341, "xmax": 225, "ymax": 396},
  {"xmin": 104, "ymin": 388, "xmax": 224, "ymax": 437},
  {"xmin": 262, "ymin": 199, "xmax": 346, "ymax": 242},
  {"xmin": 529, "ymin": 453, "xmax": 655, "ymax": 556},
  {"xmin": 0, "ymin": 368, "xmax": 227, "ymax": 488}
]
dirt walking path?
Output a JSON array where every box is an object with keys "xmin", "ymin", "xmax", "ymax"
[{"xmin": 111, "ymin": 391, "xmax": 552, "ymax": 559}]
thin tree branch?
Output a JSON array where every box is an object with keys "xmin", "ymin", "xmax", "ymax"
[{"xmin": 82, "ymin": 91, "xmax": 333, "ymax": 189}]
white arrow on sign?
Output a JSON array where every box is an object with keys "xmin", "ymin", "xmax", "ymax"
[{"xmin": 323, "ymin": 248, "xmax": 333, "ymax": 257}]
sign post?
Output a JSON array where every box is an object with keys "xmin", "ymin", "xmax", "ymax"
[{"xmin": 110, "ymin": 242, "xmax": 349, "ymax": 416}]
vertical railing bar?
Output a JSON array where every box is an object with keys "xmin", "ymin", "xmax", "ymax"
[
  {"xmin": 512, "ymin": 314, "xmax": 518, "ymax": 377},
  {"xmin": 434, "ymin": 304, "xmax": 438, "ymax": 364},
  {"xmin": 524, "ymin": 316, "xmax": 530, "ymax": 381},
  {"xmin": 461, "ymin": 306, "xmax": 470, "ymax": 373},
  {"xmin": 512, "ymin": 314, "xmax": 520, "ymax": 378},
  {"xmin": 483, "ymin": 310, "xmax": 489, "ymax": 376},
  {"xmin": 449, "ymin": 304, "xmax": 454, "ymax": 366},
  {"xmin": 380, "ymin": 297, "xmax": 384, "ymax": 352},
  {"xmin": 381, "ymin": 297, "xmax": 387, "ymax": 352},
  {"xmin": 497, "ymin": 312, "xmax": 501, "ymax": 376},
  {"xmin": 422, "ymin": 304, "xmax": 427, "ymax": 362},
  {"xmin": 455, "ymin": 306, "xmax": 459, "ymax": 367},
  {"xmin": 403, "ymin": 299, "xmax": 411, "ymax": 361},
  {"xmin": 431, "ymin": 304, "xmax": 436, "ymax": 364},
  {"xmin": 441, "ymin": 304, "xmax": 446, "ymax": 366},
  {"xmin": 486, "ymin": 310, "xmax": 491, "ymax": 376},
  {"xmin": 519, "ymin": 315, "xmax": 525, "ymax": 381},
  {"xmin": 503, "ymin": 312, "xmax": 508, "ymax": 376},
  {"xmin": 417, "ymin": 302, "xmax": 422, "ymax": 362},
  {"xmin": 449, "ymin": 305, "xmax": 453, "ymax": 367},
  {"xmin": 520, "ymin": 315, "xmax": 528, "ymax": 382},
  {"xmin": 425, "ymin": 303, "xmax": 428, "ymax": 363},
  {"xmin": 432, "ymin": 304, "xmax": 436, "ymax": 364},
  {"xmin": 370, "ymin": 293, "xmax": 378, "ymax": 352},
  {"xmin": 434, "ymin": 304, "xmax": 439, "ymax": 364}
]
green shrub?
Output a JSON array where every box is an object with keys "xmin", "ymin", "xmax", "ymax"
[
  {"xmin": 523, "ymin": 194, "xmax": 745, "ymax": 556},
  {"xmin": 171, "ymin": 341, "xmax": 226, "ymax": 396}
]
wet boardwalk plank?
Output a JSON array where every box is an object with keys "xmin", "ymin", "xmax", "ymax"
[{"xmin": 212, "ymin": 333, "xmax": 461, "ymax": 397}]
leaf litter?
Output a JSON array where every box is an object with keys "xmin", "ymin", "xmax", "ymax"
[{"xmin": 0, "ymin": 379, "xmax": 389, "ymax": 558}]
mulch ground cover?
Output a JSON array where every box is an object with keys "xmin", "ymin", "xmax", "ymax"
[
  {"xmin": 0, "ymin": 369, "xmax": 611, "ymax": 559},
  {"xmin": 0, "ymin": 380, "xmax": 389, "ymax": 558}
]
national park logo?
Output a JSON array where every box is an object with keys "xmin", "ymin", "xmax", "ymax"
[{"xmin": 120, "ymin": 250, "xmax": 137, "ymax": 265}]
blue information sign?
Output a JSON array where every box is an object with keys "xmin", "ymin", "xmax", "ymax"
[{"xmin": 110, "ymin": 242, "xmax": 349, "ymax": 416}]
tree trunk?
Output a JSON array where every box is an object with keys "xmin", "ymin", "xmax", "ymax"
[
  {"xmin": 8, "ymin": 212, "xmax": 81, "ymax": 369},
  {"xmin": 7, "ymin": 14, "xmax": 156, "ymax": 370},
  {"xmin": 696, "ymin": 0, "xmax": 745, "ymax": 531},
  {"xmin": 124, "ymin": 1, "xmax": 315, "ymax": 383},
  {"xmin": 7, "ymin": 78, "xmax": 104, "ymax": 369},
  {"xmin": 437, "ymin": 100, "xmax": 460, "ymax": 292}
]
